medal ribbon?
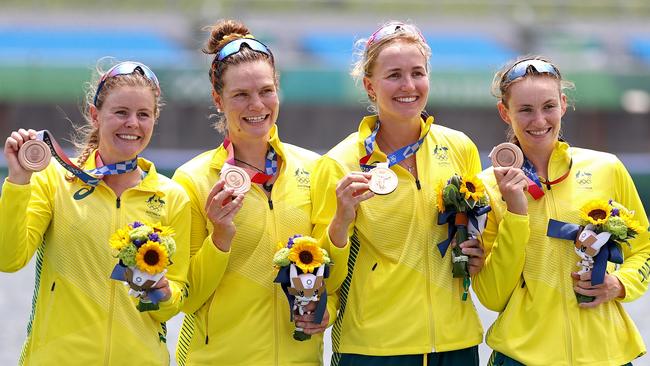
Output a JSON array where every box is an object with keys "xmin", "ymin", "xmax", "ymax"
[
  {"xmin": 223, "ymin": 138, "xmax": 277, "ymax": 184},
  {"xmin": 520, "ymin": 156, "xmax": 572, "ymax": 200},
  {"xmin": 358, "ymin": 119, "xmax": 429, "ymax": 172},
  {"xmin": 37, "ymin": 130, "xmax": 138, "ymax": 186}
]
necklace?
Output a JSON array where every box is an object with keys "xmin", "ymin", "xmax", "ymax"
[
  {"xmin": 234, "ymin": 158, "xmax": 274, "ymax": 192},
  {"xmin": 234, "ymin": 158, "xmax": 264, "ymax": 173},
  {"xmin": 377, "ymin": 135, "xmax": 416, "ymax": 173}
]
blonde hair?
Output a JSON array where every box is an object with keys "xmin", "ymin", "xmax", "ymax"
[
  {"xmin": 351, "ymin": 21, "xmax": 431, "ymax": 105},
  {"xmin": 203, "ymin": 19, "xmax": 277, "ymax": 134},
  {"xmin": 68, "ymin": 59, "xmax": 161, "ymax": 181}
]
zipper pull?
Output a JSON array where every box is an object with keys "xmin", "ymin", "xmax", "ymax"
[
  {"xmin": 268, "ymin": 199, "xmax": 274, "ymax": 210},
  {"xmin": 116, "ymin": 197, "xmax": 121, "ymax": 208},
  {"xmin": 415, "ymin": 179, "xmax": 421, "ymax": 190}
]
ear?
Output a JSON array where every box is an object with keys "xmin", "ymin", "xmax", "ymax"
[
  {"xmin": 496, "ymin": 101, "xmax": 512, "ymax": 126},
  {"xmin": 363, "ymin": 76, "xmax": 375, "ymax": 101},
  {"xmin": 560, "ymin": 93, "xmax": 568, "ymax": 117},
  {"xmin": 89, "ymin": 104, "xmax": 100, "ymax": 128},
  {"xmin": 212, "ymin": 90, "xmax": 223, "ymax": 112}
]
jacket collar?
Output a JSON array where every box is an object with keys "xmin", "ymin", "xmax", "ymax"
[
  {"xmin": 356, "ymin": 114, "xmax": 434, "ymax": 160},
  {"xmin": 209, "ymin": 124, "xmax": 285, "ymax": 170}
]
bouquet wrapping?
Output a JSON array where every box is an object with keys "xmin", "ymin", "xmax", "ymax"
[
  {"xmin": 547, "ymin": 199, "xmax": 643, "ymax": 303},
  {"xmin": 273, "ymin": 235, "xmax": 331, "ymax": 341},
  {"xmin": 436, "ymin": 174, "xmax": 491, "ymax": 300},
  {"xmin": 109, "ymin": 221, "xmax": 176, "ymax": 311}
]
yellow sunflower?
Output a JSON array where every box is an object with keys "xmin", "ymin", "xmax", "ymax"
[
  {"xmin": 436, "ymin": 180, "xmax": 446, "ymax": 213},
  {"xmin": 459, "ymin": 175, "xmax": 486, "ymax": 202},
  {"xmin": 621, "ymin": 212, "xmax": 645, "ymax": 235},
  {"xmin": 288, "ymin": 238, "xmax": 324, "ymax": 273},
  {"xmin": 109, "ymin": 228, "xmax": 131, "ymax": 251},
  {"xmin": 135, "ymin": 241, "xmax": 169, "ymax": 274},
  {"xmin": 580, "ymin": 200, "xmax": 611, "ymax": 226},
  {"xmin": 149, "ymin": 222, "xmax": 175, "ymax": 237}
]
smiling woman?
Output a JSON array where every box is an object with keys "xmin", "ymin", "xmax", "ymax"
[
  {"xmin": 310, "ymin": 20, "xmax": 486, "ymax": 366},
  {"xmin": 473, "ymin": 56, "xmax": 650, "ymax": 366},
  {"xmin": 170, "ymin": 19, "xmax": 336, "ymax": 366},
  {"xmin": 0, "ymin": 60, "xmax": 191, "ymax": 365}
]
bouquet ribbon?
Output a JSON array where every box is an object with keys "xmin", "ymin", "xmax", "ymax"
[
  {"xmin": 273, "ymin": 265, "xmax": 330, "ymax": 324},
  {"xmin": 546, "ymin": 219, "xmax": 623, "ymax": 286},
  {"xmin": 110, "ymin": 264, "xmax": 167, "ymax": 304},
  {"xmin": 437, "ymin": 205, "xmax": 491, "ymax": 256}
]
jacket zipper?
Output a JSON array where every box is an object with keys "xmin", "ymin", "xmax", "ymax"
[
  {"xmin": 105, "ymin": 191, "xmax": 122, "ymax": 365},
  {"xmin": 421, "ymin": 182, "xmax": 435, "ymax": 351},
  {"xmin": 546, "ymin": 188, "xmax": 573, "ymax": 363}
]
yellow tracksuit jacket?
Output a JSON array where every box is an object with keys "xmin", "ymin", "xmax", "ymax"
[
  {"xmin": 0, "ymin": 155, "xmax": 191, "ymax": 365},
  {"xmin": 474, "ymin": 141, "xmax": 650, "ymax": 366},
  {"xmin": 173, "ymin": 126, "xmax": 346, "ymax": 366},
  {"xmin": 311, "ymin": 115, "xmax": 484, "ymax": 357}
]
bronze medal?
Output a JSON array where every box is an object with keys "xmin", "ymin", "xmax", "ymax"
[
  {"xmin": 489, "ymin": 142, "xmax": 524, "ymax": 168},
  {"xmin": 18, "ymin": 139, "xmax": 51, "ymax": 172},
  {"xmin": 221, "ymin": 165, "xmax": 251, "ymax": 195}
]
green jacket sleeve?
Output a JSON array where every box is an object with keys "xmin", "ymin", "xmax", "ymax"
[
  {"xmin": 172, "ymin": 169, "xmax": 230, "ymax": 314},
  {"xmin": 0, "ymin": 174, "xmax": 53, "ymax": 272},
  {"xmin": 611, "ymin": 159, "xmax": 650, "ymax": 302}
]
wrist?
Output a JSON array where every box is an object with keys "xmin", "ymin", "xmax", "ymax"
[
  {"xmin": 329, "ymin": 216, "xmax": 351, "ymax": 248},
  {"xmin": 211, "ymin": 233, "xmax": 232, "ymax": 252}
]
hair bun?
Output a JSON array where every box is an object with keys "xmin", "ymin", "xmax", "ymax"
[{"xmin": 203, "ymin": 19, "xmax": 251, "ymax": 55}]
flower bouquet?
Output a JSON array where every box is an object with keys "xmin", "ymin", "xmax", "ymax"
[
  {"xmin": 109, "ymin": 221, "xmax": 176, "ymax": 311},
  {"xmin": 548, "ymin": 199, "xmax": 643, "ymax": 303},
  {"xmin": 436, "ymin": 174, "xmax": 491, "ymax": 300},
  {"xmin": 273, "ymin": 235, "xmax": 331, "ymax": 341}
]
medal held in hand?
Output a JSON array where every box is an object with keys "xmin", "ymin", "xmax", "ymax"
[
  {"xmin": 368, "ymin": 163, "xmax": 398, "ymax": 195},
  {"xmin": 18, "ymin": 139, "xmax": 52, "ymax": 172},
  {"xmin": 221, "ymin": 164, "xmax": 252, "ymax": 195},
  {"xmin": 273, "ymin": 235, "xmax": 331, "ymax": 341},
  {"xmin": 489, "ymin": 142, "xmax": 524, "ymax": 169}
]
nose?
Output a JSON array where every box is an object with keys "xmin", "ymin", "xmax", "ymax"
[
  {"xmin": 401, "ymin": 75, "xmax": 415, "ymax": 91},
  {"xmin": 124, "ymin": 112, "xmax": 138, "ymax": 128},
  {"xmin": 249, "ymin": 94, "xmax": 265, "ymax": 111}
]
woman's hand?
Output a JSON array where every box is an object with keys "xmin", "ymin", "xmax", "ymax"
[
  {"xmin": 145, "ymin": 275, "xmax": 172, "ymax": 303},
  {"xmin": 328, "ymin": 172, "xmax": 374, "ymax": 247},
  {"xmin": 457, "ymin": 238, "xmax": 485, "ymax": 275},
  {"xmin": 493, "ymin": 167, "xmax": 528, "ymax": 215},
  {"xmin": 294, "ymin": 301, "xmax": 330, "ymax": 335},
  {"xmin": 4, "ymin": 128, "xmax": 37, "ymax": 185},
  {"xmin": 572, "ymin": 271, "xmax": 625, "ymax": 308},
  {"xmin": 205, "ymin": 180, "xmax": 245, "ymax": 252}
]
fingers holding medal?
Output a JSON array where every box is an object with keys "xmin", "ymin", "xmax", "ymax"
[
  {"xmin": 221, "ymin": 164, "xmax": 251, "ymax": 196},
  {"xmin": 368, "ymin": 163, "xmax": 398, "ymax": 195}
]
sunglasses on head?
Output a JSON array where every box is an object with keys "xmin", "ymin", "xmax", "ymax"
[
  {"xmin": 216, "ymin": 38, "xmax": 273, "ymax": 62},
  {"xmin": 502, "ymin": 59, "xmax": 561, "ymax": 84},
  {"xmin": 367, "ymin": 23, "xmax": 426, "ymax": 48},
  {"xmin": 93, "ymin": 61, "xmax": 160, "ymax": 106}
]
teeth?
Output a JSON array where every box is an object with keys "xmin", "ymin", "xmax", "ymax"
[
  {"xmin": 395, "ymin": 97, "xmax": 417, "ymax": 103},
  {"xmin": 244, "ymin": 116, "xmax": 266, "ymax": 123},
  {"xmin": 528, "ymin": 129, "xmax": 550, "ymax": 136},
  {"xmin": 117, "ymin": 134, "xmax": 139, "ymax": 140}
]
